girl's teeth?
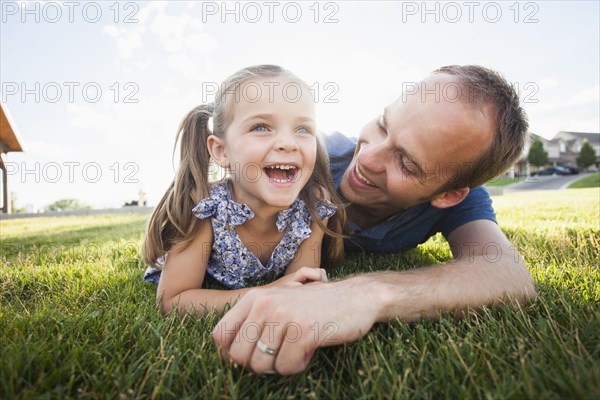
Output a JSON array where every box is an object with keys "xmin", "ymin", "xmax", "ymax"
[{"xmin": 268, "ymin": 165, "xmax": 296, "ymax": 170}]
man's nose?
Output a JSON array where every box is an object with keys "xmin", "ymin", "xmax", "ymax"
[{"xmin": 359, "ymin": 141, "xmax": 388, "ymax": 173}]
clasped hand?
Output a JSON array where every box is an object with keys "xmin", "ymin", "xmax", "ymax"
[{"xmin": 212, "ymin": 274, "xmax": 378, "ymax": 375}]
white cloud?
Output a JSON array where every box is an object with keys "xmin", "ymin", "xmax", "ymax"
[
  {"xmin": 103, "ymin": 2, "xmax": 218, "ymax": 55},
  {"xmin": 102, "ymin": 1, "xmax": 218, "ymax": 81},
  {"xmin": 102, "ymin": 25, "xmax": 143, "ymax": 58},
  {"xmin": 22, "ymin": 139, "xmax": 73, "ymax": 160},
  {"xmin": 150, "ymin": 13, "xmax": 215, "ymax": 53},
  {"xmin": 536, "ymin": 78, "xmax": 560, "ymax": 91},
  {"xmin": 526, "ymin": 84, "xmax": 600, "ymax": 137},
  {"xmin": 167, "ymin": 53, "xmax": 200, "ymax": 80},
  {"xmin": 570, "ymin": 84, "xmax": 599, "ymax": 106}
]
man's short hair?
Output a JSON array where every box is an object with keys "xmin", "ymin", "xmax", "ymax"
[{"xmin": 432, "ymin": 65, "xmax": 529, "ymax": 193}]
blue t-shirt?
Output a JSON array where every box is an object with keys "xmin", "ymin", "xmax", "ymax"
[{"xmin": 325, "ymin": 132, "xmax": 497, "ymax": 253}]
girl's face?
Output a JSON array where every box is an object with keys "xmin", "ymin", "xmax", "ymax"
[{"xmin": 209, "ymin": 77, "xmax": 317, "ymax": 211}]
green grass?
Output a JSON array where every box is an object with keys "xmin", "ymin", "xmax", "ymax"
[
  {"xmin": 1, "ymin": 190, "xmax": 599, "ymax": 399},
  {"xmin": 485, "ymin": 176, "xmax": 526, "ymax": 187},
  {"xmin": 568, "ymin": 172, "xmax": 600, "ymax": 189}
]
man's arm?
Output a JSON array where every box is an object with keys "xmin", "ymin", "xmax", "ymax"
[
  {"xmin": 213, "ymin": 219, "xmax": 536, "ymax": 375},
  {"xmin": 375, "ymin": 219, "xmax": 536, "ymax": 321}
]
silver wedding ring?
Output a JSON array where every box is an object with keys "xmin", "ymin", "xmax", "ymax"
[{"xmin": 256, "ymin": 339, "xmax": 278, "ymax": 356}]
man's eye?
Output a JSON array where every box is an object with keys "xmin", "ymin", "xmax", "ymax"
[
  {"xmin": 398, "ymin": 155, "xmax": 415, "ymax": 175},
  {"xmin": 376, "ymin": 117, "xmax": 386, "ymax": 134}
]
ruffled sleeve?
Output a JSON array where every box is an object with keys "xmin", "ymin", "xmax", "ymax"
[
  {"xmin": 192, "ymin": 196, "xmax": 219, "ymax": 220},
  {"xmin": 274, "ymin": 198, "xmax": 337, "ymax": 245},
  {"xmin": 316, "ymin": 199, "xmax": 337, "ymax": 220},
  {"xmin": 143, "ymin": 253, "xmax": 167, "ymax": 285},
  {"xmin": 191, "ymin": 181, "xmax": 254, "ymax": 226}
]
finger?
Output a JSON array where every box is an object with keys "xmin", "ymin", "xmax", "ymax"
[
  {"xmin": 228, "ymin": 317, "xmax": 266, "ymax": 367},
  {"xmin": 212, "ymin": 291, "xmax": 257, "ymax": 354},
  {"xmin": 249, "ymin": 320, "xmax": 286, "ymax": 374},
  {"xmin": 227, "ymin": 294, "xmax": 275, "ymax": 367},
  {"xmin": 273, "ymin": 323, "xmax": 318, "ymax": 375},
  {"xmin": 319, "ymin": 268, "xmax": 328, "ymax": 282},
  {"xmin": 294, "ymin": 267, "xmax": 324, "ymax": 283}
]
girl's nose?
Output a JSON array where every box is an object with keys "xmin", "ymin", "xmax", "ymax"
[{"xmin": 275, "ymin": 131, "xmax": 299, "ymax": 152}]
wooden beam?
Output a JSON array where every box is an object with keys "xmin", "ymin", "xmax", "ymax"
[
  {"xmin": 0, "ymin": 151, "xmax": 8, "ymax": 213},
  {"xmin": 0, "ymin": 103, "xmax": 24, "ymax": 152}
]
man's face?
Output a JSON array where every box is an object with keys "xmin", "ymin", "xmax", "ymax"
[{"xmin": 339, "ymin": 74, "xmax": 495, "ymax": 218}]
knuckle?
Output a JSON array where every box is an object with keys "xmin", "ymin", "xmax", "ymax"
[
  {"xmin": 249, "ymin": 357, "xmax": 269, "ymax": 374},
  {"xmin": 253, "ymin": 296, "xmax": 271, "ymax": 312},
  {"xmin": 275, "ymin": 358, "xmax": 305, "ymax": 376},
  {"xmin": 228, "ymin": 349, "xmax": 247, "ymax": 367},
  {"xmin": 211, "ymin": 330, "xmax": 222, "ymax": 345}
]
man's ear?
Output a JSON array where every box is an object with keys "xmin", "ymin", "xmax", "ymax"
[
  {"xmin": 430, "ymin": 187, "xmax": 470, "ymax": 209},
  {"xmin": 207, "ymin": 135, "xmax": 229, "ymax": 168}
]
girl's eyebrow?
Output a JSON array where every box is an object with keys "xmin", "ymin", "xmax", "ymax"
[
  {"xmin": 295, "ymin": 116, "xmax": 316, "ymax": 123},
  {"xmin": 241, "ymin": 114, "xmax": 275, "ymax": 124},
  {"xmin": 382, "ymin": 108, "xmax": 426, "ymax": 179},
  {"xmin": 241, "ymin": 114, "xmax": 315, "ymax": 124}
]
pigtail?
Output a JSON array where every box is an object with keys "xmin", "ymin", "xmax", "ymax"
[{"xmin": 142, "ymin": 104, "xmax": 214, "ymax": 267}]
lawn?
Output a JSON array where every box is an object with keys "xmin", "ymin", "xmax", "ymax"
[
  {"xmin": 568, "ymin": 172, "xmax": 600, "ymax": 189},
  {"xmin": 485, "ymin": 176, "xmax": 526, "ymax": 187},
  {"xmin": 1, "ymin": 189, "xmax": 599, "ymax": 399}
]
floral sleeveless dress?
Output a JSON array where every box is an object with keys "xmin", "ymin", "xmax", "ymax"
[{"xmin": 143, "ymin": 181, "xmax": 336, "ymax": 289}]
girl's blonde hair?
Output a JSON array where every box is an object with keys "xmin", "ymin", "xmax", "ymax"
[{"xmin": 142, "ymin": 65, "xmax": 345, "ymax": 268}]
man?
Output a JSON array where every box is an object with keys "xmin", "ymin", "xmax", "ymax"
[{"xmin": 212, "ymin": 65, "xmax": 537, "ymax": 375}]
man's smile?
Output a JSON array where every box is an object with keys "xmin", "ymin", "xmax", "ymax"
[{"xmin": 355, "ymin": 164, "xmax": 377, "ymax": 187}]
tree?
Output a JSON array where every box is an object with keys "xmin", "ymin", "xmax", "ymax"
[
  {"xmin": 10, "ymin": 192, "xmax": 26, "ymax": 214},
  {"xmin": 528, "ymin": 139, "xmax": 548, "ymax": 167},
  {"xmin": 46, "ymin": 198, "xmax": 91, "ymax": 212},
  {"xmin": 576, "ymin": 139, "xmax": 597, "ymax": 169}
]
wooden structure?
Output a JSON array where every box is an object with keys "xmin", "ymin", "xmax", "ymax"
[{"xmin": 0, "ymin": 103, "xmax": 24, "ymax": 213}]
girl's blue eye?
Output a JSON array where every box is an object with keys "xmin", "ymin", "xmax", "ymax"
[
  {"xmin": 297, "ymin": 126, "xmax": 314, "ymax": 135},
  {"xmin": 251, "ymin": 124, "xmax": 269, "ymax": 132}
]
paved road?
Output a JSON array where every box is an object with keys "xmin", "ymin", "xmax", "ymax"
[{"xmin": 503, "ymin": 173, "xmax": 592, "ymax": 192}]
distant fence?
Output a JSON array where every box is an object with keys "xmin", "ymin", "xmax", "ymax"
[{"xmin": 0, "ymin": 207, "xmax": 154, "ymax": 220}]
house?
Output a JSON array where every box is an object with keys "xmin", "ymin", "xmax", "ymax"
[
  {"xmin": 513, "ymin": 131, "xmax": 600, "ymax": 176},
  {"xmin": 549, "ymin": 131, "xmax": 600, "ymax": 166},
  {"xmin": 0, "ymin": 103, "xmax": 24, "ymax": 214}
]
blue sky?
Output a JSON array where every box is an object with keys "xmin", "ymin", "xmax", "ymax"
[{"xmin": 1, "ymin": 0, "xmax": 599, "ymax": 210}]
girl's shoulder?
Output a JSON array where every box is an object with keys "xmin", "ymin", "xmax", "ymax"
[{"xmin": 310, "ymin": 184, "xmax": 332, "ymax": 202}]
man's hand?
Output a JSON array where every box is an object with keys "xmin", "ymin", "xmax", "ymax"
[
  {"xmin": 212, "ymin": 221, "xmax": 536, "ymax": 376},
  {"xmin": 212, "ymin": 278, "xmax": 379, "ymax": 375}
]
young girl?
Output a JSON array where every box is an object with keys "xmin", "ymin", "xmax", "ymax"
[{"xmin": 142, "ymin": 65, "xmax": 345, "ymax": 314}]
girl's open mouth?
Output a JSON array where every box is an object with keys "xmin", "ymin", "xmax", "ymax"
[{"xmin": 264, "ymin": 164, "xmax": 299, "ymax": 183}]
